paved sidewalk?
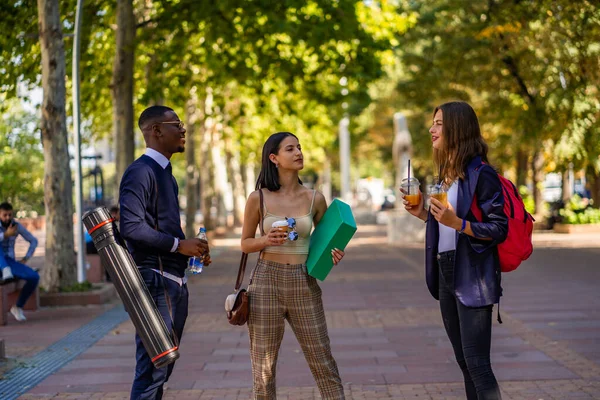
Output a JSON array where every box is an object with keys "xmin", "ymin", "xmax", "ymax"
[{"xmin": 1, "ymin": 226, "xmax": 599, "ymax": 399}]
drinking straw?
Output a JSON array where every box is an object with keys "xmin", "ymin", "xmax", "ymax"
[{"xmin": 407, "ymin": 159, "xmax": 411, "ymax": 195}]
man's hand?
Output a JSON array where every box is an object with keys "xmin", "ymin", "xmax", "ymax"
[
  {"xmin": 177, "ymin": 238, "xmax": 210, "ymax": 258},
  {"xmin": 201, "ymin": 252, "xmax": 211, "ymax": 266},
  {"xmin": 4, "ymin": 223, "xmax": 18, "ymax": 238}
]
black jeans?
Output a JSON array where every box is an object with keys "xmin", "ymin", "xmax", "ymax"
[{"xmin": 438, "ymin": 251, "xmax": 502, "ymax": 400}]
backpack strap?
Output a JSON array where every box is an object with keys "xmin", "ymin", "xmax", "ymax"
[{"xmin": 497, "ymin": 300, "xmax": 503, "ymax": 324}]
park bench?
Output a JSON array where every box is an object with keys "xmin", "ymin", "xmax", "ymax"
[{"xmin": 0, "ymin": 270, "xmax": 40, "ymax": 326}]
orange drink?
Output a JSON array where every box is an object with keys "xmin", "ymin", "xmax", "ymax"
[
  {"xmin": 430, "ymin": 192, "xmax": 448, "ymax": 207},
  {"xmin": 404, "ymin": 193, "xmax": 421, "ymax": 206},
  {"xmin": 400, "ymin": 177, "xmax": 421, "ymax": 206},
  {"xmin": 427, "ymin": 184, "xmax": 448, "ymax": 207}
]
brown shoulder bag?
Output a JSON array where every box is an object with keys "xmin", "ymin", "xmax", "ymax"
[{"xmin": 225, "ymin": 190, "xmax": 265, "ymax": 326}]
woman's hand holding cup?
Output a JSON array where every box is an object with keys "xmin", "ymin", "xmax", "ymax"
[
  {"xmin": 400, "ymin": 177, "xmax": 427, "ymax": 221},
  {"xmin": 400, "ymin": 188, "xmax": 425, "ymax": 217},
  {"xmin": 265, "ymin": 221, "xmax": 288, "ymax": 246}
]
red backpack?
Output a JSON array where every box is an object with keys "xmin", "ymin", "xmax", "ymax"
[{"xmin": 470, "ymin": 167, "xmax": 534, "ymax": 272}]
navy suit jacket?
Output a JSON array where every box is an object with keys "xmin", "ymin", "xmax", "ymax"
[{"xmin": 425, "ymin": 156, "xmax": 508, "ymax": 307}]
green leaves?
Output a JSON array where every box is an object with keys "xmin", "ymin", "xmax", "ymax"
[
  {"xmin": 382, "ymin": 0, "xmax": 600, "ymax": 175},
  {"xmin": 0, "ymin": 97, "xmax": 45, "ymax": 213}
]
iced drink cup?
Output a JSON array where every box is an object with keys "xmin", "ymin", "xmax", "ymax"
[
  {"xmin": 428, "ymin": 184, "xmax": 448, "ymax": 207},
  {"xmin": 400, "ymin": 178, "xmax": 421, "ymax": 206}
]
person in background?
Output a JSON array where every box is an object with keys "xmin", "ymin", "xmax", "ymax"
[{"xmin": 0, "ymin": 202, "xmax": 40, "ymax": 322}]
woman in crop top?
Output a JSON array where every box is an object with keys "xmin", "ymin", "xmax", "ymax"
[{"xmin": 241, "ymin": 132, "xmax": 346, "ymax": 400}]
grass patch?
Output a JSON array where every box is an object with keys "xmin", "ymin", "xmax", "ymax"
[{"xmin": 58, "ymin": 281, "xmax": 94, "ymax": 293}]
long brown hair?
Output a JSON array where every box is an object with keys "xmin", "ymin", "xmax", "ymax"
[
  {"xmin": 255, "ymin": 132, "xmax": 303, "ymax": 191},
  {"xmin": 433, "ymin": 101, "xmax": 488, "ymax": 183}
]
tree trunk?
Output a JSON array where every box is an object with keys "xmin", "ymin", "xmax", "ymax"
[
  {"xmin": 224, "ymin": 137, "xmax": 245, "ymax": 226},
  {"xmin": 245, "ymin": 157, "xmax": 256, "ymax": 197},
  {"xmin": 587, "ymin": 166, "xmax": 600, "ymax": 208},
  {"xmin": 212, "ymin": 120, "xmax": 229, "ymax": 228},
  {"xmin": 562, "ymin": 169, "xmax": 571, "ymax": 203},
  {"xmin": 37, "ymin": 0, "xmax": 76, "ymax": 291},
  {"xmin": 531, "ymin": 150, "xmax": 545, "ymax": 215},
  {"xmin": 200, "ymin": 91, "xmax": 215, "ymax": 231},
  {"xmin": 240, "ymin": 162, "xmax": 248, "ymax": 199},
  {"xmin": 184, "ymin": 93, "xmax": 200, "ymax": 238},
  {"xmin": 516, "ymin": 149, "xmax": 528, "ymax": 189},
  {"xmin": 112, "ymin": 0, "xmax": 135, "ymax": 192}
]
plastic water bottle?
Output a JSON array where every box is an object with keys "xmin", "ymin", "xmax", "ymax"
[{"xmin": 187, "ymin": 227, "xmax": 207, "ymax": 275}]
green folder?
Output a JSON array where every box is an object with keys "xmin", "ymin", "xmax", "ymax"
[{"xmin": 307, "ymin": 199, "xmax": 357, "ymax": 281}]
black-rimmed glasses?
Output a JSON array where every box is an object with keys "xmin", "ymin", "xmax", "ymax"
[{"xmin": 156, "ymin": 121, "xmax": 184, "ymax": 130}]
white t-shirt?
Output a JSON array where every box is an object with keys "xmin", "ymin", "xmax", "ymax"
[{"xmin": 438, "ymin": 181, "xmax": 459, "ymax": 253}]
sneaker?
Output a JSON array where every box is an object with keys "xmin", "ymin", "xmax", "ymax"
[
  {"xmin": 2, "ymin": 267, "xmax": 13, "ymax": 281},
  {"xmin": 10, "ymin": 306, "xmax": 26, "ymax": 322}
]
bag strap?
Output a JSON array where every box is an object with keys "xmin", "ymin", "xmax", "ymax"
[
  {"xmin": 234, "ymin": 189, "xmax": 265, "ymax": 291},
  {"xmin": 234, "ymin": 253, "xmax": 248, "ymax": 291},
  {"xmin": 153, "ymin": 169, "xmax": 180, "ymax": 349}
]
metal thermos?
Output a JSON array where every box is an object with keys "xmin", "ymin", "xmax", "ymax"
[{"xmin": 82, "ymin": 207, "xmax": 179, "ymax": 368}]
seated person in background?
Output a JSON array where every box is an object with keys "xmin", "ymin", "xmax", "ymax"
[{"xmin": 0, "ymin": 202, "xmax": 40, "ymax": 322}]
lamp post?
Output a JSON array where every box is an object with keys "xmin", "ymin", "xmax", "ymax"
[
  {"xmin": 339, "ymin": 76, "xmax": 351, "ymax": 203},
  {"xmin": 73, "ymin": 0, "xmax": 86, "ymax": 282}
]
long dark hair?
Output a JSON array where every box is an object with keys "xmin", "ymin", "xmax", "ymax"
[
  {"xmin": 255, "ymin": 132, "xmax": 303, "ymax": 191},
  {"xmin": 433, "ymin": 101, "xmax": 489, "ymax": 183}
]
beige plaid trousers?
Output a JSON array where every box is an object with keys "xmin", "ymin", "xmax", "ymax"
[{"xmin": 247, "ymin": 259, "xmax": 345, "ymax": 400}]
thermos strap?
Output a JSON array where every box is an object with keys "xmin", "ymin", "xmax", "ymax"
[
  {"xmin": 153, "ymin": 171, "xmax": 180, "ymax": 349},
  {"xmin": 235, "ymin": 189, "xmax": 265, "ymax": 291}
]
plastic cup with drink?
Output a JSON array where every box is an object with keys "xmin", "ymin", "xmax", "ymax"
[
  {"xmin": 400, "ymin": 177, "xmax": 421, "ymax": 206},
  {"xmin": 428, "ymin": 184, "xmax": 448, "ymax": 207}
]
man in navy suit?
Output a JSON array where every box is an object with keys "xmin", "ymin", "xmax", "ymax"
[{"xmin": 119, "ymin": 105, "xmax": 211, "ymax": 399}]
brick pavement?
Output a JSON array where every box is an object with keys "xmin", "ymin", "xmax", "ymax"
[{"xmin": 2, "ymin": 226, "xmax": 599, "ymax": 399}]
